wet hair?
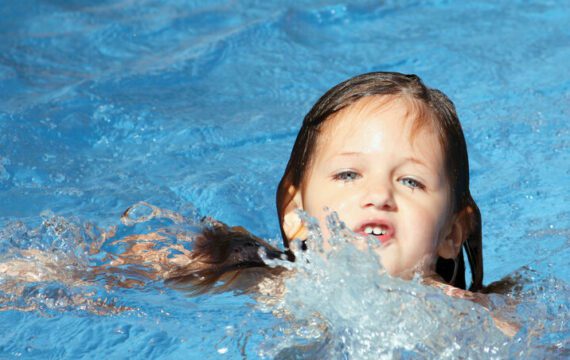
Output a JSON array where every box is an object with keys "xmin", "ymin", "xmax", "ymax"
[
  {"xmin": 164, "ymin": 218, "xmax": 287, "ymax": 294},
  {"xmin": 179, "ymin": 72, "xmax": 483, "ymax": 293},
  {"xmin": 276, "ymin": 72, "xmax": 483, "ymax": 291}
]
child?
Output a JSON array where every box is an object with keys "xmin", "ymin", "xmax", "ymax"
[
  {"xmin": 1, "ymin": 72, "xmax": 482, "ymax": 293},
  {"xmin": 2, "ymin": 72, "xmax": 519, "ymax": 336},
  {"xmin": 170, "ymin": 71, "xmax": 523, "ymax": 336},
  {"xmin": 167, "ymin": 71, "xmax": 483, "ymax": 296}
]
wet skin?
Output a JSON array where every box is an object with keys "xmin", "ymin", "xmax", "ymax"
[{"xmin": 287, "ymin": 96, "xmax": 461, "ymax": 279}]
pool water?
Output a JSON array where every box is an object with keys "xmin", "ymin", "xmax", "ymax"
[{"xmin": 0, "ymin": 0, "xmax": 569, "ymax": 358}]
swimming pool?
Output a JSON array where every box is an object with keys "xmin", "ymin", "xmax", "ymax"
[{"xmin": 0, "ymin": 0, "xmax": 568, "ymax": 358}]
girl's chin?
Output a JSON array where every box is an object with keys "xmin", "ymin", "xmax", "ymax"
[{"xmin": 380, "ymin": 262, "xmax": 437, "ymax": 281}]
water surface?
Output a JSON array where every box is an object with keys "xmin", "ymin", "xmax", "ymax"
[{"xmin": 0, "ymin": 0, "xmax": 568, "ymax": 358}]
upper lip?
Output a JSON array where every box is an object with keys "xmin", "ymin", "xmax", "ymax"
[{"xmin": 354, "ymin": 219, "xmax": 395, "ymax": 242}]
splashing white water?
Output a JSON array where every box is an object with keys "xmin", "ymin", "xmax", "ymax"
[
  {"xmin": 260, "ymin": 211, "xmax": 512, "ymax": 359},
  {"xmin": 0, "ymin": 206, "xmax": 566, "ymax": 357}
]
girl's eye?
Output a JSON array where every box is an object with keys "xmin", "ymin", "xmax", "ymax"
[
  {"xmin": 333, "ymin": 170, "xmax": 361, "ymax": 182},
  {"xmin": 399, "ymin": 177, "xmax": 425, "ymax": 190}
]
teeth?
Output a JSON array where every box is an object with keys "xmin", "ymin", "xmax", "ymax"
[
  {"xmin": 364, "ymin": 225, "xmax": 386, "ymax": 236},
  {"xmin": 372, "ymin": 226, "xmax": 385, "ymax": 236}
]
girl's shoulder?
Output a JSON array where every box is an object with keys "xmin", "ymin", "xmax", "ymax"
[{"xmin": 424, "ymin": 276, "xmax": 520, "ymax": 337}]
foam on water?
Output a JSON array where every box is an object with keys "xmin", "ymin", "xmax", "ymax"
[
  {"xmin": 259, "ymin": 211, "xmax": 568, "ymax": 359},
  {"xmin": 0, "ymin": 204, "xmax": 568, "ymax": 357}
]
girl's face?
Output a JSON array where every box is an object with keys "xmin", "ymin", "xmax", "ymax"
[{"xmin": 291, "ymin": 96, "xmax": 456, "ymax": 278}]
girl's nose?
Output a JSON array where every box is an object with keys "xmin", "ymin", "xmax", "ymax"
[{"xmin": 361, "ymin": 185, "xmax": 397, "ymax": 211}]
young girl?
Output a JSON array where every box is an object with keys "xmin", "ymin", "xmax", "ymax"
[
  {"xmin": 164, "ymin": 71, "xmax": 483, "ymax": 297},
  {"xmin": 2, "ymin": 72, "xmax": 520, "ymax": 338},
  {"xmin": 2, "ymin": 71, "xmax": 503, "ymax": 324}
]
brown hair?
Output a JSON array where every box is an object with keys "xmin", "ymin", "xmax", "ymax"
[
  {"xmin": 277, "ymin": 72, "xmax": 483, "ymax": 291},
  {"xmin": 164, "ymin": 218, "xmax": 287, "ymax": 294}
]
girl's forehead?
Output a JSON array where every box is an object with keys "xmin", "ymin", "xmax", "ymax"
[{"xmin": 317, "ymin": 95, "xmax": 439, "ymax": 152}]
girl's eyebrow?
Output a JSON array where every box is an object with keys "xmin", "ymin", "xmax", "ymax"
[
  {"xmin": 330, "ymin": 153, "xmax": 435, "ymax": 172},
  {"xmin": 334, "ymin": 153, "xmax": 429, "ymax": 166},
  {"xmin": 403, "ymin": 157, "xmax": 429, "ymax": 167},
  {"xmin": 328, "ymin": 152, "xmax": 367, "ymax": 161}
]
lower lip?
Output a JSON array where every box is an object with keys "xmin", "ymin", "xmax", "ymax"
[{"xmin": 357, "ymin": 232, "xmax": 393, "ymax": 245}]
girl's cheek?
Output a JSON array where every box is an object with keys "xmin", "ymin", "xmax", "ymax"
[{"xmin": 336, "ymin": 201, "xmax": 352, "ymax": 222}]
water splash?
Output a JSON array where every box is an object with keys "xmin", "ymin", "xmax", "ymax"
[
  {"xmin": 0, "ymin": 206, "xmax": 567, "ymax": 357},
  {"xmin": 0, "ymin": 211, "xmax": 121, "ymax": 315},
  {"xmin": 0, "ymin": 202, "xmax": 202, "ymax": 315},
  {"xmin": 259, "ymin": 211, "xmax": 539, "ymax": 359}
]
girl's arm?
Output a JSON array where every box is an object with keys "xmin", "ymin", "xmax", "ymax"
[
  {"xmin": 0, "ymin": 218, "xmax": 288, "ymax": 300},
  {"xmin": 424, "ymin": 278, "xmax": 520, "ymax": 337}
]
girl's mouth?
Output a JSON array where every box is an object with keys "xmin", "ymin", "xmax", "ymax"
[{"xmin": 356, "ymin": 221, "xmax": 394, "ymax": 244}]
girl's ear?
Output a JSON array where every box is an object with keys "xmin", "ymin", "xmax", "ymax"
[
  {"xmin": 282, "ymin": 185, "xmax": 307, "ymax": 242},
  {"xmin": 438, "ymin": 207, "xmax": 473, "ymax": 259}
]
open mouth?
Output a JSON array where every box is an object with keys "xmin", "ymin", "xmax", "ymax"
[
  {"xmin": 356, "ymin": 221, "xmax": 394, "ymax": 244},
  {"xmin": 363, "ymin": 225, "xmax": 388, "ymax": 236}
]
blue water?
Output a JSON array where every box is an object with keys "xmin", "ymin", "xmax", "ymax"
[{"xmin": 0, "ymin": 0, "xmax": 569, "ymax": 358}]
